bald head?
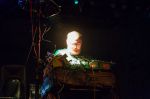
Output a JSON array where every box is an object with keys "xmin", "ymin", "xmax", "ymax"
[{"xmin": 67, "ymin": 31, "xmax": 82, "ymax": 41}]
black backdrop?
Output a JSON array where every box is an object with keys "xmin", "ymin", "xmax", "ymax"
[{"xmin": 0, "ymin": 0, "xmax": 150, "ymax": 99}]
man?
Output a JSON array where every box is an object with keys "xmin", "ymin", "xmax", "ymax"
[
  {"xmin": 40, "ymin": 31, "xmax": 112, "ymax": 98},
  {"xmin": 53, "ymin": 31, "xmax": 85, "ymax": 65},
  {"xmin": 40, "ymin": 31, "xmax": 85, "ymax": 98},
  {"xmin": 55, "ymin": 30, "xmax": 82, "ymax": 56},
  {"xmin": 54, "ymin": 31, "xmax": 108, "ymax": 68}
]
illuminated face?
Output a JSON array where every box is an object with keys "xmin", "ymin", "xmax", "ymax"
[{"xmin": 66, "ymin": 31, "xmax": 82, "ymax": 55}]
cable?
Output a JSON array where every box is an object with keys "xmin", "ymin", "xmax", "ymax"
[
  {"xmin": 25, "ymin": 0, "xmax": 39, "ymax": 65},
  {"xmin": 25, "ymin": 0, "xmax": 60, "ymax": 65},
  {"xmin": 41, "ymin": 24, "xmax": 57, "ymax": 53},
  {"xmin": 48, "ymin": 0, "xmax": 61, "ymax": 18}
]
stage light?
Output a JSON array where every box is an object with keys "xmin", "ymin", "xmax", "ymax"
[{"xmin": 74, "ymin": 0, "xmax": 79, "ymax": 5}]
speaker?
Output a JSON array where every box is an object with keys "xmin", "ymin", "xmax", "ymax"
[{"xmin": 0, "ymin": 65, "xmax": 26, "ymax": 99}]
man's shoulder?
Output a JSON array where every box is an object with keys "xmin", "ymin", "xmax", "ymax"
[{"xmin": 54, "ymin": 48, "xmax": 67, "ymax": 56}]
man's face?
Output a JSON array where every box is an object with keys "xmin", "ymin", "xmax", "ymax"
[{"xmin": 67, "ymin": 37, "xmax": 82, "ymax": 55}]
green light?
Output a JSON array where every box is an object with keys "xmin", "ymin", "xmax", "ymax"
[{"xmin": 74, "ymin": 0, "xmax": 79, "ymax": 5}]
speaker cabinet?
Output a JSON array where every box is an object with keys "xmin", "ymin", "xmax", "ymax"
[{"xmin": 0, "ymin": 65, "xmax": 26, "ymax": 99}]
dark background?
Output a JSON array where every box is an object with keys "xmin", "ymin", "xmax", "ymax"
[{"xmin": 0, "ymin": 0, "xmax": 150, "ymax": 99}]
